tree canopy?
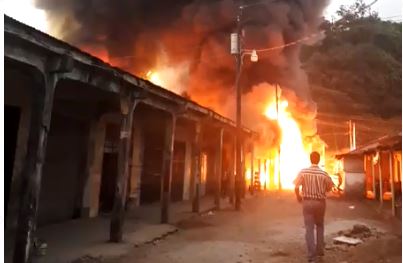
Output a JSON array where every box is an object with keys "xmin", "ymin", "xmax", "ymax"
[{"xmin": 302, "ymin": 0, "xmax": 402, "ymax": 119}]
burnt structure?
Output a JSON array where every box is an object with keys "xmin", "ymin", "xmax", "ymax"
[{"xmin": 4, "ymin": 15, "xmax": 255, "ymax": 263}]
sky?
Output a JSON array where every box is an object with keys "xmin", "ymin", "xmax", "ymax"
[{"xmin": 3, "ymin": 0, "xmax": 403, "ymax": 33}]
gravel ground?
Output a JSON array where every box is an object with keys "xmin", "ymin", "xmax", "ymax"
[{"xmin": 87, "ymin": 192, "xmax": 402, "ymax": 263}]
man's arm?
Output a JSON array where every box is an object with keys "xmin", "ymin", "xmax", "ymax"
[
  {"xmin": 294, "ymin": 172, "xmax": 303, "ymax": 202},
  {"xmin": 325, "ymin": 174, "xmax": 335, "ymax": 192}
]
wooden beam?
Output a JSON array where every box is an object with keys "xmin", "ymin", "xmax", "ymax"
[
  {"xmin": 110, "ymin": 94, "xmax": 138, "ymax": 242},
  {"xmin": 192, "ymin": 123, "xmax": 201, "ymax": 213},
  {"xmin": 214, "ymin": 128, "xmax": 224, "ymax": 209},
  {"xmin": 161, "ymin": 114, "xmax": 176, "ymax": 223},
  {"xmin": 389, "ymin": 151, "xmax": 396, "ymax": 216},
  {"xmin": 13, "ymin": 73, "xmax": 58, "ymax": 263}
]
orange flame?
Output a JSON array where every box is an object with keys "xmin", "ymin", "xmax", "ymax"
[{"xmin": 263, "ymin": 98, "xmax": 310, "ymax": 189}]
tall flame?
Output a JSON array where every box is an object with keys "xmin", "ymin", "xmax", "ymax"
[{"xmin": 264, "ymin": 99, "xmax": 310, "ymax": 189}]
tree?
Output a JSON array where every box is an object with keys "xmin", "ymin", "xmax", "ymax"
[{"xmin": 301, "ymin": 0, "xmax": 402, "ymax": 119}]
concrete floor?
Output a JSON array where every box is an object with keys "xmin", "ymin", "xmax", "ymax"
[
  {"xmin": 99, "ymin": 192, "xmax": 402, "ymax": 263},
  {"xmin": 6, "ymin": 195, "xmax": 231, "ymax": 263}
]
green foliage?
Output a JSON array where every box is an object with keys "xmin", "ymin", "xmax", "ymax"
[{"xmin": 302, "ymin": 0, "xmax": 402, "ymax": 118}]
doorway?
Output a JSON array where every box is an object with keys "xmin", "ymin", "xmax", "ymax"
[
  {"xmin": 171, "ymin": 141, "xmax": 186, "ymax": 202},
  {"xmin": 5, "ymin": 105, "xmax": 20, "ymax": 220},
  {"xmin": 99, "ymin": 124, "xmax": 120, "ymax": 213}
]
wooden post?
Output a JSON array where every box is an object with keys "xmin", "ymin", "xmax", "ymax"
[
  {"xmin": 192, "ymin": 123, "xmax": 201, "ymax": 212},
  {"xmin": 389, "ymin": 151, "xmax": 396, "ymax": 216},
  {"xmin": 229, "ymin": 135, "xmax": 236, "ymax": 204},
  {"xmin": 13, "ymin": 73, "xmax": 58, "ymax": 263},
  {"xmin": 378, "ymin": 151, "xmax": 383, "ymax": 206},
  {"xmin": 371, "ymin": 154, "xmax": 376, "ymax": 200},
  {"xmin": 161, "ymin": 114, "xmax": 176, "ymax": 223},
  {"xmin": 241, "ymin": 143, "xmax": 246, "ymax": 198},
  {"xmin": 214, "ymin": 128, "xmax": 224, "ymax": 209},
  {"xmin": 250, "ymin": 142, "xmax": 254, "ymax": 195},
  {"xmin": 110, "ymin": 93, "xmax": 137, "ymax": 242}
]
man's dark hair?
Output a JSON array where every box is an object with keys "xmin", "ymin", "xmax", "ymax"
[{"xmin": 310, "ymin": 151, "xmax": 320, "ymax": 164}]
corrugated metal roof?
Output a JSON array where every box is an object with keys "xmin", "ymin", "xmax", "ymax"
[{"xmin": 335, "ymin": 133, "xmax": 402, "ymax": 158}]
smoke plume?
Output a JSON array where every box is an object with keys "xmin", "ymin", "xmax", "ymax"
[{"xmin": 36, "ymin": 0, "xmax": 329, "ymax": 136}]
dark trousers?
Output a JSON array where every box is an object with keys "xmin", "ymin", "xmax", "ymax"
[{"xmin": 302, "ymin": 199, "xmax": 326, "ymax": 261}]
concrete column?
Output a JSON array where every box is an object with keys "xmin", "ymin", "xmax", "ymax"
[
  {"xmin": 110, "ymin": 94, "xmax": 137, "ymax": 242},
  {"xmin": 378, "ymin": 151, "xmax": 383, "ymax": 206},
  {"xmin": 214, "ymin": 128, "xmax": 224, "ymax": 209},
  {"xmin": 161, "ymin": 114, "xmax": 176, "ymax": 223},
  {"xmin": 389, "ymin": 151, "xmax": 396, "ymax": 216},
  {"xmin": 13, "ymin": 73, "xmax": 58, "ymax": 263},
  {"xmin": 371, "ymin": 154, "xmax": 376, "ymax": 200},
  {"xmin": 192, "ymin": 123, "xmax": 201, "ymax": 212},
  {"xmin": 229, "ymin": 135, "xmax": 236, "ymax": 204}
]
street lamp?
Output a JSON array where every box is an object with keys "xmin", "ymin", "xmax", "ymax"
[{"xmin": 230, "ymin": 4, "xmax": 260, "ymax": 210}]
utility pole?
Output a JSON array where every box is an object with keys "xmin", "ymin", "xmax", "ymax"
[
  {"xmin": 231, "ymin": 10, "xmax": 242, "ymax": 210},
  {"xmin": 348, "ymin": 120, "xmax": 356, "ymax": 150}
]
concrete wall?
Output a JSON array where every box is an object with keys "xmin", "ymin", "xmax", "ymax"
[
  {"xmin": 343, "ymin": 156, "xmax": 365, "ymax": 198},
  {"xmin": 343, "ymin": 155, "xmax": 364, "ymax": 173},
  {"xmin": 174, "ymin": 123, "xmax": 193, "ymax": 201},
  {"xmin": 344, "ymin": 172, "xmax": 366, "ymax": 198},
  {"xmin": 38, "ymin": 113, "xmax": 90, "ymax": 225}
]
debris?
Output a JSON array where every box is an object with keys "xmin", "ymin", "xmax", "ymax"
[
  {"xmin": 333, "ymin": 236, "xmax": 363, "ymax": 245},
  {"xmin": 351, "ymin": 224, "xmax": 371, "ymax": 235},
  {"xmin": 348, "ymin": 205, "xmax": 355, "ymax": 209}
]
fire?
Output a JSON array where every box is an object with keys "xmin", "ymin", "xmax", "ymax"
[
  {"xmin": 146, "ymin": 70, "xmax": 165, "ymax": 87},
  {"xmin": 263, "ymin": 98, "xmax": 310, "ymax": 189}
]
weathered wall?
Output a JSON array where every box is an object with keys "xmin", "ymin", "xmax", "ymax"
[
  {"xmin": 38, "ymin": 112, "xmax": 90, "ymax": 225},
  {"xmin": 343, "ymin": 155, "xmax": 364, "ymax": 173},
  {"xmin": 174, "ymin": 122, "xmax": 193, "ymax": 201},
  {"xmin": 128, "ymin": 113, "xmax": 144, "ymax": 207},
  {"xmin": 82, "ymin": 119, "xmax": 106, "ymax": 217},
  {"xmin": 343, "ymin": 156, "xmax": 365, "ymax": 198}
]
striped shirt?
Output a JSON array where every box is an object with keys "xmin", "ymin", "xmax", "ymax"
[{"xmin": 294, "ymin": 165, "xmax": 334, "ymax": 200}]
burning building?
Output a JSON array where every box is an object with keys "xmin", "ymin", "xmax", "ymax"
[
  {"xmin": 4, "ymin": 15, "xmax": 256, "ymax": 262},
  {"xmin": 31, "ymin": 0, "xmax": 330, "ymax": 189},
  {"xmin": 5, "ymin": 0, "xmax": 333, "ymax": 261}
]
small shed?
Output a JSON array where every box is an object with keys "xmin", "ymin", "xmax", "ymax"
[{"xmin": 336, "ymin": 133, "xmax": 402, "ymax": 217}]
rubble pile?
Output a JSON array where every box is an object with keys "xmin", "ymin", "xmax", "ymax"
[{"xmin": 331, "ymin": 224, "xmax": 382, "ymax": 247}]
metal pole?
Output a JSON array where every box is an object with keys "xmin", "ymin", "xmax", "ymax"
[
  {"xmin": 275, "ymin": 84, "xmax": 282, "ymax": 191},
  {"xmin": 250, "ymin": 142, "xmax": 254, "ymax": 195},
  {"xmin": 235, "ymin": 12, "xmax": 242, "ymax": 211},
  {"xmin": 352, "ymin": 122, "xmax": 356, "ymax": 150},
  {"xmin": 263, "ymin": 159, "xmax": 267, "ymax": 191}
]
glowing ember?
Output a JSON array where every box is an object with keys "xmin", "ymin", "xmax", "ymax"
[{"xmin": 264, "ymin": 99, "xmax": 310, "ymax": 189}]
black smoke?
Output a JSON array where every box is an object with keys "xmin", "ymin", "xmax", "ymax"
[{"xmin": 36, "ymin": 0, "xmax": 329, "ymax": 114}]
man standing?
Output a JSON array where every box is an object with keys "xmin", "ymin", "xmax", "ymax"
[{"xmin": 294, "ymin": 151, "xmax": 335, "ymax": 262}]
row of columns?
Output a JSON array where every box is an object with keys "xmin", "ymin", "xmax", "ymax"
[
  {"xmin": 370, "ymin": 150, "xmax": 398, "ymax": 216},
  {"xmin": 13, "ymin": 70, "xmax": 254, "ymax": 262}
]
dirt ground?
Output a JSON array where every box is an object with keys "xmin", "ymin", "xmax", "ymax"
[{"xmin": 89, "ymin": 192, "xmax": 402, "ymax": 263}]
